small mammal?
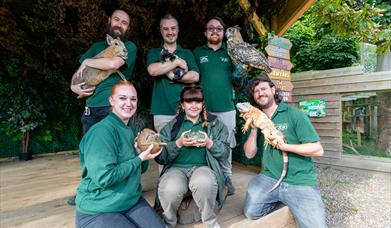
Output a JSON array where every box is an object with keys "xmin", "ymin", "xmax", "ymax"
[{"xmin": 71, "ymin": 34, "xmax": 128, "ymax": 98}]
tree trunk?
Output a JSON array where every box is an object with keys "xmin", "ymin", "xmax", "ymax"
[{"xmin": 376, "ymin": 49, "xmax": 391, "ymax": 155}]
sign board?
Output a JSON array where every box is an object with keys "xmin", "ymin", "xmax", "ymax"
[
  {"xmin": 279, "ymin": 91, "xmax": 292, "ymax": 102},
  {"xmin": 268, "ymin": 56, "xmax": 293, "ymax": 71},
  {"xmin": 298, "ymin": 99, "xmax": 327, "ymax": 117},
  {"xmin": 268, "ymin": 36, "xmax": 292, "ymax": 50},
  {"xmin": 269, "ymin": 68, "xmax": 291, "ymax": 80},
  {"xmin": 271, "ymin": 79, "xmax": 294, "ymax": 91},
  {"xmin": 265, "ymin": 45, "xmax": 290, "ymax": 60}
]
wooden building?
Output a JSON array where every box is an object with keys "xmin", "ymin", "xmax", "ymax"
[{"xmin": 291, "ymin": 66, "xmax": 391, "ymax": 172}]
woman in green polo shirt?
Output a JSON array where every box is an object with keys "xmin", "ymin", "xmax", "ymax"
[
  {"xmin": 75, "ymin": 81, "xmax": 165, "ymax": 228},
  {"xmin": 155, "ymin": 85, "xmax": 229, "ymax": 228}
]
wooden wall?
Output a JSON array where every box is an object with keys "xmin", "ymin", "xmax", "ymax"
[{"xmin": 290, "ymin": 66, "xmax": 391, "ymax": 160}]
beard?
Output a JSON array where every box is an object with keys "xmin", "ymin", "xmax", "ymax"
[
  {"xmin": 107, "ymin": 24, "xmax": 128, "ymax": 42},
  {"xmin": 207, "ymin": 34, "xmax": 223, "ymax": 45}
]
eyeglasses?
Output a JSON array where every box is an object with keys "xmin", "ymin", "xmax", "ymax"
[{"xmin": 206, "ymin": 27, "xmax": 224, "ymax": 32}]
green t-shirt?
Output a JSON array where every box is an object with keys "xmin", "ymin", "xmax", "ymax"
[
  {"xmin": 79, "ymin": 39, "xmax": 137, "ymax": 107},
  {"xmin": 76, "ymin": 112, "xmax": 148, "ymax": 214},
  {"xmin": 146, "ymin": 44, "xmax": 199, "ymax": 115},
  {"xmin": 257, "ymin": 102, "xmax": 320, "ymax": 186},
  {"xmin": 172, "ymin": 117, "xmax": 208, "ymax": 168},
  {"xmin": 193, "ymin": 44, "xmax": 235, "ymax": 112}
]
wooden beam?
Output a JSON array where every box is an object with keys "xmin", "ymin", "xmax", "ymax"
[
  {"xmin": 239, "ymin": 0, "xmax": 267, "ymax": 36},
  {"xmin": 272, "ymin": 0, "xmax": 315, "ymax": 36}
]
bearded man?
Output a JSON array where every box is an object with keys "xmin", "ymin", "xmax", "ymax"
[
  {"xmin": 193, "ymin": 17, "xmax": 243, "ymax": 195},
  {"xmin": 68, "ymin": 9, "xmax": 137, "ymax": 205}
]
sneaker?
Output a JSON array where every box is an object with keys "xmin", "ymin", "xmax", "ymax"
[
  {"xmin": 67, "ymin": 195, "xmax": 76, "ymax": 206},
  {"xmin": 225, "ymin": 176, "xmax": 235, "ymax": 196}
]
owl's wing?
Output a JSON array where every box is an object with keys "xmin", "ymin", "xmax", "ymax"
[{"xmin": 232, "ymin": 42, "xmax": 272, "ymax": 73}]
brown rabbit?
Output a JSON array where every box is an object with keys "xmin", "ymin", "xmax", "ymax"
[{"xmin": 71, "ymin": 34, "xmax": 128, "ymax": 98}]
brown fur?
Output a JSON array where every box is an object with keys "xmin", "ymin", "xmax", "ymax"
[{"xmin": 71, "ymin": 34, "xmax": 128, "ymax": 98}]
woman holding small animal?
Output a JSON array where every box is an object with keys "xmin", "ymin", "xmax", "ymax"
[
  {"xmin": 75, "ymin": 81, "xmax": 165, "ymax": 228},
  {"xmin": 155, "ymin": 85, "xmax": 230, "ymax": 228}
]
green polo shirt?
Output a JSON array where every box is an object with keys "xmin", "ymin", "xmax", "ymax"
[
  {"xmin": 79, "ymin": 39, "xmax": 137, "ymax": 107},
  {"xmin": 76, "ymin": 112, "xmax": 148, "ymax": 214},
  {"xmin": 146, "ymin": 44, "xmax": 199, "ymax": 115},
  {"xmin": 172, "ymin": 117, "xmax": 208, "ymax": 168},
  {"xmin": 257, "ymin": 102, "xmax": 320, "ymax": 186},
  {"xmin": 193, "ymin": 44, "xmax": 235, "ymax": 112}
]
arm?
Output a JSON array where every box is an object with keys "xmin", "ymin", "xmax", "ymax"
[
  {"xmin": 277, "ymin": 140, "xmax": 324, "ymax": 157},
  {"xmin": 243, "ymin": 128, "xmax": 258, "ymax": 159},
  {"xmin": 167, "ymin": 70, "xmax": 199, "ymax": 83},
  {"xmin": 205, "ymin": 121, "xmax": 230, "ymax": 161},
  {"xmin": 82, "ymin": 57, "xmax": 125, "ymax": 71},
  {"xmin": 84, "ymin": 129, "xmax": 142, "ymax": 189},
  {"xmin": 155, "ymin": 123, "xmax": 181, "ymax": 165},
  {"xmin": 147, "ymin": 58, "xmax": 186, "ymax": 77}
]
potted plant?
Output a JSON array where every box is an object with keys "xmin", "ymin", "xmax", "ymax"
[{"xmin": 6, "ymin": 97, "xmax": 46, "ymax": 161}]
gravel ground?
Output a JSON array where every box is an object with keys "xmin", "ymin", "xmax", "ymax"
[{"xmin": 316, "ymin": 165, "xmax": 391, "ymax": 228}]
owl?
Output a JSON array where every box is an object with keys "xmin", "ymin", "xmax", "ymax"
[{"xmin": 225, "ymin": 26, "xmax": 272, "ymax": 74}]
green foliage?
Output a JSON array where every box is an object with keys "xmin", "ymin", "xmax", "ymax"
[
  {"xmin": 284, "ymin": 12, "xmax": 360, "ymax": 72},
  {"xmin": 0, "ymin": 0, "xmax": 247, "ymax": 158},
  {"xmin": 311, "ymin": 0, "xmax": 391, "ymax": 53}
]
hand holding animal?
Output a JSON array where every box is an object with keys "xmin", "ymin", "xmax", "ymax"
[
  {"xmin": 236, "ymin": 102, "xmax": 288, "ymax": 191},
  {"xmin": 160, "ymin": 49, "xmax": 186, "ymax": 81},
  {"xmin": 71, "ymin": 34, "xmax": 128, "ymax": 98}
]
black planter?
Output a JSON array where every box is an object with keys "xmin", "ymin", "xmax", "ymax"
[{"xmin": 19, "ymin": 151, "xmax": 32, "ymax": 161}]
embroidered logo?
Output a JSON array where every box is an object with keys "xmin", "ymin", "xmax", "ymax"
[
  {"xmin": 220, "ymin": 57, "xmax": 229, "ymax": 62},
  {"xmin": 200, "ymin": 56, "xmax": 208, "ymax": 63},
  {"xmin": 276, "ymin": 123, "xmax": 288, "ymax": 132}
]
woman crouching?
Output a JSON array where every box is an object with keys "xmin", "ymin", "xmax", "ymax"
[{"xmin": 75, "ymin": 81, "xmax": 165, "ymax": 228}]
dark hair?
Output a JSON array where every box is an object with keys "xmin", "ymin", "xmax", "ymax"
[
  {"xmin": 205, "ymin": 16, "xmax": 226, "ymax": 30},
  {"xmin": 245, "ymin": 75, "xmax": 282, "ymax": 105},
  {"xmin": 180, "ymin": 85, "xmax": 204, "ymax": 103},
  {"xmin": 178, "ymin": 85, "xmax": 209, "ymax": 127}
]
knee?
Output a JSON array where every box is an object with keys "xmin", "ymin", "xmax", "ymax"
[
  {"xmin": 158, "ymin": 182, "xmax": 187, "ymax": 201},
  {"xmin": 189, "ymin": 175, "xmax": 216, "ymax": 194},
  {"xmin": 243, "ymin": 206, "xmax": 262, "ymax": 220}
]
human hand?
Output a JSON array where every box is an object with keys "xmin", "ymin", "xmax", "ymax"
[
  {"xmin": 176, "ymin": 130, "xmax": 196, "ymax": 148},
  {"xmin": 192, "ymin": 131, "xmax": 213, "ymax": 149},
  {"xmin": 174, "ymin": 58, "xmax": 188, "ymax": 72},
  {"xmin": 136, "ymin": 144, "xmax": 162, "ymax": 161},
  {"xmin": 70, "ymin": 82, "xmax": 95, "ymax": 97}
]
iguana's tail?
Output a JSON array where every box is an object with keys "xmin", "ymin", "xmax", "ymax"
[{"xmin": 269, "ymin": 151, "xmax": 288, "ymax": 192}]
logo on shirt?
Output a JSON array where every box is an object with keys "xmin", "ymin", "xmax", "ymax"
[
  {"xmin": 200, "ymin": 56, "xmax": 208, "ymax": 63},
  {"xmin": 276, "ymin": 123, "xmax": 288, "ymax": 132},
  {"xmin": 220, "ymin": 57, "xmax": 229, "ymax": 62}
]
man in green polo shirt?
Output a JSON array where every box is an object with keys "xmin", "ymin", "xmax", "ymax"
[
  {"xmin": 147, "ymin": 14, "xmax": 199, "ymax": 133},
  {"xmin": 193, "ymin": 17, "xmax": 243, "ymax": 195},
  {"xmin": 68, "ymin": 9, "xmax": 137, "ymax": 206},
  {"xmin": 71, "ymin": 9, "xmax": 137, "ymax": 134},
  {"xmin": 242, "ymin": 76, "xmax": 327, "ymax": 228}
]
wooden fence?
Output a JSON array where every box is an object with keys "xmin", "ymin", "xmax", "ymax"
[{"xmin": 290, "ymin": 66, "xmax": 391, "ymax": 169}]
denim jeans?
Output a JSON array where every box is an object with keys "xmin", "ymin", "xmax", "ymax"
[
  {"xmin": 81, "ymin": 106, "xmax": 111, "ymax": 134},
  {"xmin": 243, "ymin": 174, "xmax": 327, "ymax": 228},
  {"xmin": 76, "ymin": 197, "xmax": 165, "ymax": 228}
]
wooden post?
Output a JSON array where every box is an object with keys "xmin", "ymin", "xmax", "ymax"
[{"xmin": 238, "ymin": 0, "xmax": 267, "ymax": 36}]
